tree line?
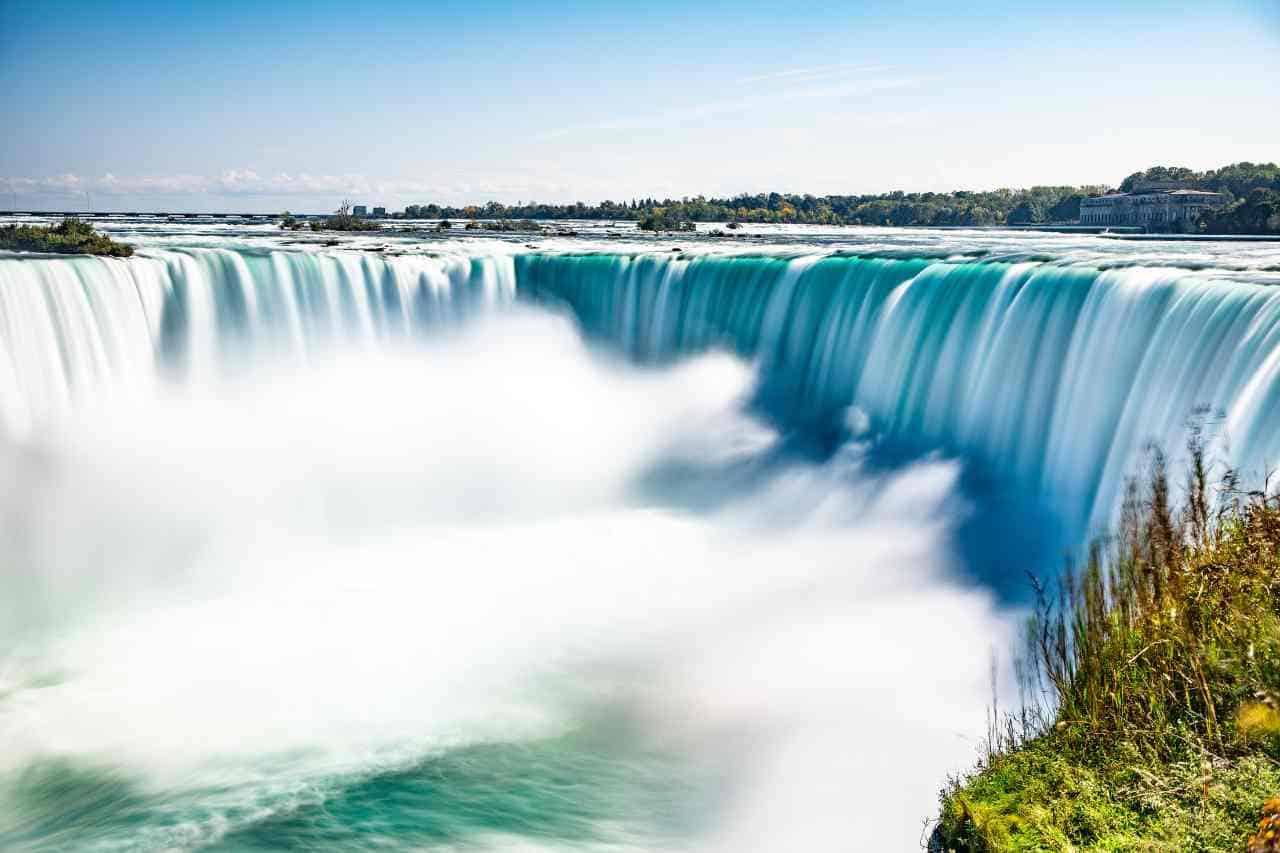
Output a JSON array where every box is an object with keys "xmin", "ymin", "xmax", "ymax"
[
  {"xmin": 399, "ymin": 186, "xmax": 1102, "ymax": 228},
  {"xmin": 389, "ymin": 162, "xmax": 1279, "ymax": 233}
]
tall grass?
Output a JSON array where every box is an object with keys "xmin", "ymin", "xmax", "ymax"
[
  {"xmin": 1024, "ymin": 420, "xmax": 1278, "ymax": 757},
  {"xmin": 941, "ymin": 416, "xmax": 1280, "ymax": 850}
]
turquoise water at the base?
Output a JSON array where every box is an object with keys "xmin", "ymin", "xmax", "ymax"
[
  {"xmin": 2, "ymin": 223, "xmax": 1279, "ymax": 851},
  {"xmin": 5, "ymin": 728, "xmax": 709, "ymax": 852}
]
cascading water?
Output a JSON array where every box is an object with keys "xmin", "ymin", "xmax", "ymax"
[
  {"xmin": 2, "ymin": 228, "xmax": 1279, "ymax": 852},
  {"xmin": 6, "ymin": 244, "xmax": 1277, "ymax": 537},
  {"xmin": 517, "ymin": 252, "xmax": 1280, "ymax": 536},
  {"xmin": 0, "ymin": 248, "xmax": 514, "ymax": 436}
]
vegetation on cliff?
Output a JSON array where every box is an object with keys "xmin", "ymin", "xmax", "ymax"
[
  {"xmin": 0, "ymin": 218, "xmax": 134, "ymax": 257},
  {"xmin": 936, "ymin": 424, "xmax": 1280, "ymax": 851}
]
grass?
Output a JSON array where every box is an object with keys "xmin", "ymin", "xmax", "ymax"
[
  {"xmin": 0, "ymin": 218, "xmax": 134, "ymax": 257},
  {"xmin": 941, "ymin": 736, "xmax": 1280, "ymax": 850},
  {"xmin": 936, "ymin": 418, "xmax": 1280, "ymax": 851}
]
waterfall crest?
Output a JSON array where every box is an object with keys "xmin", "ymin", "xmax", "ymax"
[
  {"xmin": 3, "ymin": 245, "xmax": 1279, "ymax": 532},
  {"xmin": 517, "ymin": 252, "xmax": 1280, "ymax": 532},
  {"xmin": 0, "ymin": 248, "xmax": 515, "ymax": 435}
]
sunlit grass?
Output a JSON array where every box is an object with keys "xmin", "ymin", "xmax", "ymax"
[{"xmin": 938, "ymin": 417, "xmax": 1280, "ymax": 851}]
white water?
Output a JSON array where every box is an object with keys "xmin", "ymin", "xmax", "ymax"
[
  {"xmin": 5, "ymin": 236, "xmax": 1280, "ymax": 542},
  {"xmin": 0, "ymin": 247, "xmax": 514, "ymax": 438},
  {"xmin": 0, "ymin": 310, "xmax": 1012, "ymax": 851}
]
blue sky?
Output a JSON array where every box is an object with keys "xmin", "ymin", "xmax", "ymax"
[{"xmin": 2, "ymin": 0, "xmax": 1277, "ymax": 211}]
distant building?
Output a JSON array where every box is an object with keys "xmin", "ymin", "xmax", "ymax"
[
  {"xmin": 352, "ymin": 205, "xmax": 368, "ymax": 217},
  {"xmin": 372, "ymin": 206, "xmax": 386, "ymax": 218},
  {"xmin": 1079, "ymin": 180, "xmax": 1227, "ymax": 231}
]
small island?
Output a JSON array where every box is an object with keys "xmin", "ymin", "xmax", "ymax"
[
  {"xmin": 637, "ymin": 208, "xmax": 697, "ymax": 233},
  {"xmin": 463, "ymin": 218, "xmax": 543, "ymax": 233},
  {"xmin": 300, "ymin": 200, "xmax": 381, "ymax": 233},
  {"xmin": 0, "ymin": 218, "xmax": 134, "ymax": 256}
]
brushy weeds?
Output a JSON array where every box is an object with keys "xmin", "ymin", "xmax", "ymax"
[
  {"xmin": 936, "ymin": 418, "xmax": 1280, "ymax": 851},
  {"xmin": 308, "ymin": 199, "xmax": 381, "ymax": 232},
  {"xmin": 1250, "ymin": 797, "xmax": 1280, "ymax": 852},
  {"xmin": 0, "ymin": 218, "xmax": 134, "ymax": 256}
]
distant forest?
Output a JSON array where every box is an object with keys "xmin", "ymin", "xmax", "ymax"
[{"xmin": 395, "ymin": 162, "xmax": 1280, "ymax": 233}]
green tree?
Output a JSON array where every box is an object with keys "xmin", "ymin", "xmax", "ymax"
[
  {"xmin": 1198, "ymin": 188, "xmax": 1280, "ymax": 234},
  {"xmin": 1007, "ymin": 200, "xmax": 1046, "ymax": 224}
]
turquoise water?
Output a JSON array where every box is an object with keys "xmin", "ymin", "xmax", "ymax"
[
  {"xmin": 1, "ymin": 225, "xmax": 1279, "ymax": 850},
  {"xmin": 7, "ymin": 237, "xmax": 1274, "ymax": 536},
  {"xmin": 516, "ymin": 251, "xmax": 1280, "ymax": 537},
  {"xmin": 4, "ymin": 730, "xmax": 708, "ymax": 852}
]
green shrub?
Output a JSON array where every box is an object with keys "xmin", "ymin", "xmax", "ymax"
[
  {"xmin": 0, "ymin": 218, "xmax": 134, "ymax": 256},
  {"xmin": 477, "ymin": 219, "xmax": 543, "ymax": 233},
  {"xmin": 937, "ymin": 420, "xmax": 1280, "ymax": 851},
  {"xmin": 637, "ymin": 209, "xmax": 696, "ymax": 232}
]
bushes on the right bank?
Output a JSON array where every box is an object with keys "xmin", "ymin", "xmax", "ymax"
[{"xmin": 937, "ymin": 419, "xmax": 1280, "ymax": 851}]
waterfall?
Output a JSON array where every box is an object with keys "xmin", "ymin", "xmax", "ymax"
[
  {"xmin": 3, "ymin": 240, "xmax": 1279, "ymax": 851},
  {"xmin": 0, "ymin": 248, "xmax": 515, "ymax": 436},
  {"xmin": 3, "ymin": 245, "xmax": 1279, "ymax": 535},
  {"xmin": 517, "ymin": 252, "xmax": 1280, "ymax": 534}
]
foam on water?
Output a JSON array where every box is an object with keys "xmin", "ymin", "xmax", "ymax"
[
  {"xmin": 5, "ymin": 234, "xmax": 1278, "ymax": 543},
  {"xmin": 0, "ymin": 310, "xmax": 1012, "ymax": 851}
]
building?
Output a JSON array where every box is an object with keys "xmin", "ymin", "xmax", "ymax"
[
  {"xmin": 352, "ymin": 205, "xmax": 368, "ymax": 216},
  {"xmin": 1079, "ymin": 180, "xmax": 1227, "ymax": 231},
  {"xmin": 372, "ymin": 207, "xmax": 386, "ymax": 218}
]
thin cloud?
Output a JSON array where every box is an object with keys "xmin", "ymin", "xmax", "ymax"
[
  {"xmin": 736, "ymin": 62, "xmax": 891, "ymax": 85},
  {"xmin": 3, "ymin": 172, "xmax": 377, "ymax": 198},
  {"xmin": 0, "ymin": 171, "xmax": 607, "ymax": 204},
  {"xmin": 534, "ymin": 74, "xmax": 919, "ymax": 141}
]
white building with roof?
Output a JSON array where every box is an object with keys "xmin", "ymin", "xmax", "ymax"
[{"xmin": 1079, "ymin": 181, "xmax": 1227, "ymax": 231}]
